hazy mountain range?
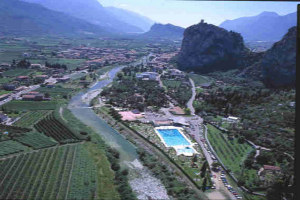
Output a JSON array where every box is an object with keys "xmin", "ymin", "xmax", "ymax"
[
  {"xmin": 0, "ymin": 0, "xmax": 108, "ymax": 36},
  {"xmin": 219, "ymin": 11, "xmax": 297, "ymax": 42},
  {"xmin": 22, "ymin": 0, "xmax": 154, "ymax": 34}
]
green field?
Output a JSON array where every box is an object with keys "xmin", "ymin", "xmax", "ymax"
[
  {"xmin": 162, "ymin": 80, "xmax": 182, "ymax": 90},
  {"xmin": 2, "ymin": 69, "xmax": 33, "ymax": 77},
  {"xmin": 13, "ymin": 111, "xmax": 52, "ymax": 128},
  {"xmin": 1, "ymin": 101, "xmax": 57, "ymax": 111},
  {"xmin": 0, "ymin": 78, "xmax": 13, "ymax": 84},
  {"xmin": 0, "ymin": 90, "xmax": 11, "ymax": 95},
  {"xmin": 36, "ymin": 87, "xmax": 75, "ymax": 100},
  {"xmin": 206, "ymin": 124, "xmax": 253, "ymax": 176},
  {"xmin": 0, "ymin": 140, "xmax": 29, "ymax": 157},
  {"xmin": 14, "ymin": 132, "xmax": 58, "ymax": 150},
  {"xmin": 189, "ymin": 74, "xmax": 211, "ymax": 86}
]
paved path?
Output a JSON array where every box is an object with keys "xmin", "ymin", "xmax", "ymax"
[{"xmin": 187, "ymin": 78, "xmax": 196, "ymax": 115}]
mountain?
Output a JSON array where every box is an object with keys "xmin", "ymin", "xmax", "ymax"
[
  {"xmin": 0, "ymin": 0, "xmax": 108, "ymax": 36},
  {"xmin": 22, "ymin": 0, "xmax": 143, "ymax": 33},
  {"xmin": 219, "ymin": 11, "xmax": 297, "ymax": 42},
  {"xmin": 105, "ymin": 7, "xmax": 154, "ymax": 32},
  {"xmin": 177, "ymin": 21, "xmax": 250, "ymax": 73},
  {"xmin": 260, "ymin": 26, "xmax": 296, "ymax": 88},
  {"xmin": 141, "ymin": 23, "xmax": 185, "ymax": 39}
]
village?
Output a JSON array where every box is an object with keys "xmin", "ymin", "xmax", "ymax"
[{"xmin": 0, "ymin": 45, "xmax": 288, "ymax": 200}]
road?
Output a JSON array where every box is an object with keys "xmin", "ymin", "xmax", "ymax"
[
  {"xmin": 182, "ymin": 77, "xmax": 235, "ymax": 199},
  {"xmin": 187, "ymin": 78, "xmax": 196, "ymax": 115}
]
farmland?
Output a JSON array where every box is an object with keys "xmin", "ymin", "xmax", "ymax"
[
  {"xmin": 1, "ymin": 101, "xmax": 57, "ymax": 111},
  {"xmin": 0, "ymin": 145, "xmax": 75, "ymax": 200},
  {"xmin": 0, "ymin": 140, "xmax": 29, "ymax": 157},
  {"xmin": 13, "ymin": 110, "xmax": 52, "ymax": 128},
  {"xmin": 36, "ymin": 86, "xmax": 75, "ymax": 100},
  {"xmin": 2, "ymin": 69, "xmax": 34, "ymax": 77},
  {"xmin": 34, "ymin": 113, "xmax": 81, "ymax": 144},
  {"xmin": 207, "ymin": 124, "xmax": 253, "ymax": 175},
  {"xmin": 14, "ymin": 131, "xmax": 58, "ymax": 149}
]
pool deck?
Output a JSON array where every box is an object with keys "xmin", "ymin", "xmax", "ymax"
[{"xmin": 154, "ymin": 126, "xmax": 198, "ymax": 156}]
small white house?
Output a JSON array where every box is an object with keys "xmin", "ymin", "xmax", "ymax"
[{"xmin": 222, "ymin": 116, "xmax": 239, "ymax": 123}]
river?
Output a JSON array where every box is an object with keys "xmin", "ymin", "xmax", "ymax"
[
  {"xmin": 68, "ymin": 66, "xmax": 139, "ymax": 163},
  {"xmin": 68, "ymin": 59, "xmax": 170, "ymax": 199}
]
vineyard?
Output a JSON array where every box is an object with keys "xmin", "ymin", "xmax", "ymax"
[
  {"xmin": 206, "ymin": 124, "xmax": 253, "ymax": 175},
  {"xmin": 67, "ymin": 145, "xmax": 97, "ymax": 199},
  {"xmin": 14, "ymin": 131, "xmax": 58, "ymax": 149},
  {"xmin": 0, "ymin": 140, "xmax": 28, "ymax": 157},
  {"xmin": 0, "ymin": 144, "xmax": 100, "ymax": 200},
  {"xmin": 34, "ymin": 113, "xmax": 81, "ymax": 144},
  {"xmin": 13, "ymin": 111, "xmax": 53, "ymax": 128}
]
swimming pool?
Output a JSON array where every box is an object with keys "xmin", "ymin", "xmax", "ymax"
[
  {"xmin": 156, "ymin": 128, "xmax": 191, "ymax": 147},
  {"xmin": 176, "ymin": 147, "xmax": 194, "ymax": 154}
]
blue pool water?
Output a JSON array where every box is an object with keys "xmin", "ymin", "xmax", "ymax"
[
  {"xmin": 156, "ymin": 129, "xmax": 191, "ymax": 146},
  {"xmin": 177, "ymin": 147, "xmax": 194, "ymax": 154}
]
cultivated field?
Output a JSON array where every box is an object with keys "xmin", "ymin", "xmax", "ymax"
[
  {"xmin": 1, "ymin": 101, "xmax": 57, "ymax": 111},
  {"xmin": 0, "ymin": 140, "xmax": 28, "ymax": 157},
  {"xmin": 13, "ymin": 110, "xmax": 52, "ymax": 128},
  {"xmin": 206, "ymin": 124, "xmax": 253, "ymax": 176},
  {"xmin": 34, "ymin": 113, "xmax": 81, "ymax": 144},
  {"xmin": 14, "ymin": 131, "xmax": 58, "ymax": 150},
  {"xmin": 0, "ymin": 144, "xmax": 98, "ymax": 200}
]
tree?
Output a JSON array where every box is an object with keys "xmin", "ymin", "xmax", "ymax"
[
  {"xmin": 192, "ymin": 155, "xmax": 198, "ymax": 163},
  {"xmin": 238, "ymin": 136, "xmax": 245, "ymax": 144},
  {"xmin": 200, "ymin": 161, "xmax": 208, "ymax": 177},
  {"xmin": 184, "ymin": 108, "xmax": 191, "ymax": 115},
  {"xmin": 117, "ymin": 72, "xmax": 123, "ymax": 80},
  {"xmin": 44, "ymin": 93, "xmax": 50, "ymax": 98},
  {"xmin": 202, "ymin": 177, "xmax": 207, "ymax": 191},
  {"xmin": 212, "ymin": 162, "xmax": 220, "ymax": 168}
]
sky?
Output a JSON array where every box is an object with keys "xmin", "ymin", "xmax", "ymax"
[{"xmin": 98, "ymin": 0, "xmax": 298, "ymax": 27}]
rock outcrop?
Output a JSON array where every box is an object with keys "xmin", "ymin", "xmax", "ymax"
[
  {"xmin": 177, "ymin": 22, "xmax": 249, "ymax": 73},
  {"xmin": 261, "ymin": 26, "xmax": 296, "ymax": 88}
]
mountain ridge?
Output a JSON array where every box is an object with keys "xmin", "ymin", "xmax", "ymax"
[
  {"xmin": 0, "ymin": 0, "xmax": 108, "ymax": 36},
  {"xmin": 219, "ymin": 11, "xmax": 296, "ymax": 42},
  {"xmin": 141, "ymin": 23, "xmax": 185, "ymax": 40},
  {"xmin": 22, "ymin": 0, "xmax": 144, "ymax": 33}
]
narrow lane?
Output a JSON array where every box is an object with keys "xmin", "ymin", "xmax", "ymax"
[{"xmin": 187, "ymin": 78, "xmax": 196, "ymax": 115}]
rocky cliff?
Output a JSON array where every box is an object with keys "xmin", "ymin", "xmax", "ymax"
[
  {"xmin": 261, "ymin": 26, "xmax": 296, "ymax": 88},
  {"xmin": 177, "ymin": 22, "xmax": 249, "ymax": 73}
]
